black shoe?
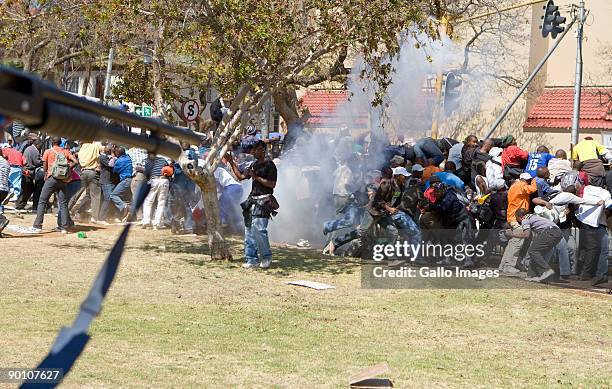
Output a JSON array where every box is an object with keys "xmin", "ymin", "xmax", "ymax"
[{"xmin": 591, "ymin": 275, "xmax": 609, "ymax": 287}]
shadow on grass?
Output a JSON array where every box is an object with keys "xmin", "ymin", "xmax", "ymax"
[
  {"xmin": 267, "ymin": 246, "xmax": 360, "ymax": 276},
  {"xmin": 49, "ymin": 242, "xmax": 111, "ymax": 253},
  {"xmin": 72, "ymin": 224, "xmax": 107, "ymax": 232},
  {"xmin": 136, "ymin": 236, "xmax": 361, "ymax": 276}
]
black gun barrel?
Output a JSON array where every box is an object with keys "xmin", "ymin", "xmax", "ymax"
[
  {"xmin": 0, "ymin": 66, "xmax": 201, "ymax": 158},
  {"xmin": 41, "ymin": 101, "xmax": 181, "ymax": 158}
]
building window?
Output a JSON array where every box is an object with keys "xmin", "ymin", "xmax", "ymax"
[
  {"xmin": 273, "ymin": 113, "xmax": 280, "ymax": 133},
  {"xmin": 602, "ymin": 132, "xmax": 612, "ymax": 153}
]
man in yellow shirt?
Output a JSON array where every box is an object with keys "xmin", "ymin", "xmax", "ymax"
[
  {"xmin": 572, "ymin": 137, "xmax": 612, "ymax": 187},
  {"xmin": 72, "ymin": 142, "xmax": 102, "ymax": 222}
]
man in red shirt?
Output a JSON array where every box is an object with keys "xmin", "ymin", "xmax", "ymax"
[
  {"xmin": 501, "ymin": 137, "xmax": 528, "ymax": 181},
  {"xmin": 31, "ymin": 137, "xmax": 78, "ymax": 233},
  {"xmin": 1, "ymin": 140, "xmax": 24, "ymax": 201}
]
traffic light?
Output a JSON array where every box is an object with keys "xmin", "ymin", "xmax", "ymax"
[
  {"xmin": 541, "ymin": 0, "xmax": 566, "ymax": 39},
  {"xmin": 442, "ymin": 72, "xmax": 462, "ymax": 116}
]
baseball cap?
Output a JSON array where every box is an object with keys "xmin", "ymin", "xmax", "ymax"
[
  {"xmin": 411, "ymin": 164, "xmax": 424, "ymax": 172},
  {"xmin": 392, "ymin": 167, "xmax": 411, "ymax": 177},
  {"xmin": 519, "ymin": 172, "xmax": 532, "ymax": 180}
]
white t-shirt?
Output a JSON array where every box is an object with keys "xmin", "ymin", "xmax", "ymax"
[
  {"xmin": 550, "ymin": 186, "xmax": 612, "ymax": 227},
  {"xmin": 214, "ymin": 166, "xmax": 240, "ymax": 197},
  {"xmin": 486, "ymin": 157, "xmax": 504, "ymax": 190}
]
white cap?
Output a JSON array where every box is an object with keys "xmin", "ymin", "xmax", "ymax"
[
  {"xmin": 392, "ymin": 167, "xmax": 411, "ymax": 177},
  {"xmin": 519, "ymin": 172, "xmax": 532, "ymax": 180},
  {"xmin": 411, "ymin": 164, "xmax": 424, "ymax": 172}
]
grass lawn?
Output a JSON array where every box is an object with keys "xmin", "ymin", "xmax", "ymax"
[{"xmin": 1, "ymin": 215, "xmax": 611, "ymax": 388}]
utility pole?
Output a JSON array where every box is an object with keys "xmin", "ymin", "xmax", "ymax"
[
  {"xmin": 571, "ymin": 0, "xmax": 585, "ymax": 146},
  {"xmin": 484, "ymin": 15, "xmax": 575, "ymax": 139},
  {"xmin": 430, "ymin": 0, "xmax": 549, "ymax": 139},
  {"xmin": 485, "ymin": 0, "xmax": 572, "ymax": 139}
]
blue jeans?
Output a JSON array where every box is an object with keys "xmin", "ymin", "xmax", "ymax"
[
  {"xmin": 219, "ymin": 184, "xmax": 244, "ymax": 232},
  {"xmin": 8, "ymin": 166, "xmax": 22, "ymax": 197},
  {"xmin": 391, "ymin": 211, "xmax": 421, "ymax": 245},
  {"xmin": 245, "ymin": 217, "xmax": 272, "ymax": 265},
  {"xmin": 110, "ymin": 178, "xmax": 132, "ymax": 212},
  {"xmin": 555, "ymin": 235, "xmax": 571, "ymax": 276},
  {"xmin": 597, "ymin": 231, "xmax": 609, "ymax": 277},
  {"xmin": 98, "ymin": 183, "xmax": 114, "ymax": 221},
  {"xmin": 168, "ymin": 180, "xmax": 196, "ymax": 232},
  {"xmin": 323, "ymin": 203, "xmax": 360, "ymax": 235}
]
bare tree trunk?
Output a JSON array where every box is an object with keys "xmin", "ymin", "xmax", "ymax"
[
  {"xmin": 273, "ymin": 87, "xmax": 307, "ymax": 150},
  {"xmin": 81, "ymin": 60, "xmax": 92, "ymax": 96},
  {"xmin": 22, "ymin": 54, "xmax": 32, "ymax": 72},
  {"xmin": 152, "ymin": 19, "xmax": 166, "ymax": 115},
  {"xmin": 181, "ymin": 159, "xmax": 233, "ymax": 260}
]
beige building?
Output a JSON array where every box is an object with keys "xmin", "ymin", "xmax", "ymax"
[{"xmin": 523, "ymin": 0, "xmax": 612, "ymax": 150}]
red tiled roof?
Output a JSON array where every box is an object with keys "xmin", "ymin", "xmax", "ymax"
[
  {"xmin": 299, "ymin": 89, "xmax": 435, "ymax": 129},
  {"xmin": 299, "ymin": 90, "xmax": 368, "ymax": 127},
  {"xmin": 524, "ymin": 87, "xmax": 612, "ymax": 130}
]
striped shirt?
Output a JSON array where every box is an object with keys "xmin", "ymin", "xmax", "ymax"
[
  {"xmin": 127, "ymin": 147, "xmax": 148, "ymax": 168},
  {"xmin": 0, "ymin": 155, "xmax": 9, "ymax": 192},
  {"xmin": 11, "ymin": 120, "xmax": 25, "ymax": 138},
  {"xmin": 145, "ymin": 156, "xmax": 168, "ymax": 178}
]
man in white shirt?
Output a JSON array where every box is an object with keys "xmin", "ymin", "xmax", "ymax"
[
  {"xmin": 486, "ymin": 147, "xmax": 505, "ymax": 191},
  {"xmin": 214, "ymin": 161, "xmax": 244, "ymax": 233},
  {"xmin": 332, "ymin": 159, "xmax": 353, "ymax": 213},
  {"xmin": 547, "ymin": 149, "xmax": 572, "ymax": 185},
  {"xmin": 550, "ymin": 180, "xmax": 610, "ymax": 286}
]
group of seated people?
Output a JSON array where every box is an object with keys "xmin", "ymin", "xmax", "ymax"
[{"xmin": 322, "ymin": 134, "xmax": 611, "ymax": 286}]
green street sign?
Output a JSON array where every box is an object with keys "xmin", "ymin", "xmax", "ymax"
[{"xmin": 135, "ymin": 104, "xmax": 153, "ymax": 117}]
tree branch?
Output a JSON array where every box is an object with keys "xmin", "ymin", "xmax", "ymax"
[{"xmin": 290, "ymin": 45, "xmax": 349, "ymax": 87}]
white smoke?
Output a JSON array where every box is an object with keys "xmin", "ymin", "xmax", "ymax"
[{"xmin": 268, "ymin": 33, "xmax": 474, "ymax": 246}]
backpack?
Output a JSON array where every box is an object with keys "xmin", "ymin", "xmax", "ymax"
[
  {"xmin": 560, "ymin": 170, "xmax": 580, "ymax": 191},
  {"xmin": 50, "ymin": 150, "xmax": 70, "ymax": 180}
]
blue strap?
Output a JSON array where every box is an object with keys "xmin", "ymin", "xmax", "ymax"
[{"xmin": 20, "ymin": 181, "xmax": 151, "ymax": 389}]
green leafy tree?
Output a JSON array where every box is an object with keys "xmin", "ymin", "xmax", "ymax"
[{"xmin": 174, "ymin": 0, "xmax": 436, "ymax": 259}]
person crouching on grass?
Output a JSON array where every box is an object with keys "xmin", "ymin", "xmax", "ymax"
[
  {"xmin": 226, "ymin": 141, "xmax": 278, "ymax": 269},
  {"xmin": 505, "ymin": 208, "xmax": 562, "ymax": 283}
]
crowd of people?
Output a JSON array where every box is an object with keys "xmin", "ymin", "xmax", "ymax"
[
  {"xmin": 0, "ymin": 117, "xmax": 283, "ymax": 270},
  {"xmin": 318, "ymin": 133, "xmax": 611, "ymax": 286},
  {"xmin": 0, "ymin": 123, "xmax": 273, "ymax": 236},
  {"xmin": 1, "ymin": 118, "xmax": 610, "ymax": 287}
]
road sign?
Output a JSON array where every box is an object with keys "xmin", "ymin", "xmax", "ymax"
[
  {"xmin": 135, "ymin": 104, "xmax": 152, "ymax": 117},
  {"xmin": 181, "ymin": 99, "xmax": 200, "ymax": 122}
]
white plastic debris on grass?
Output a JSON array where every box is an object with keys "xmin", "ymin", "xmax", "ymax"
[
  {"xmin": 287, "ymin": 280, "xmax": 335, "ymax": 290},
  {"xmin": 5, "ymin": 225, "xmax": 41, "ymax": 234}
]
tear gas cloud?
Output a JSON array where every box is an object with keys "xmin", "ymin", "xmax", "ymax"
[{"xmin": 268, "ymin": 33, "xmax": 490, "ymax": 246}]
